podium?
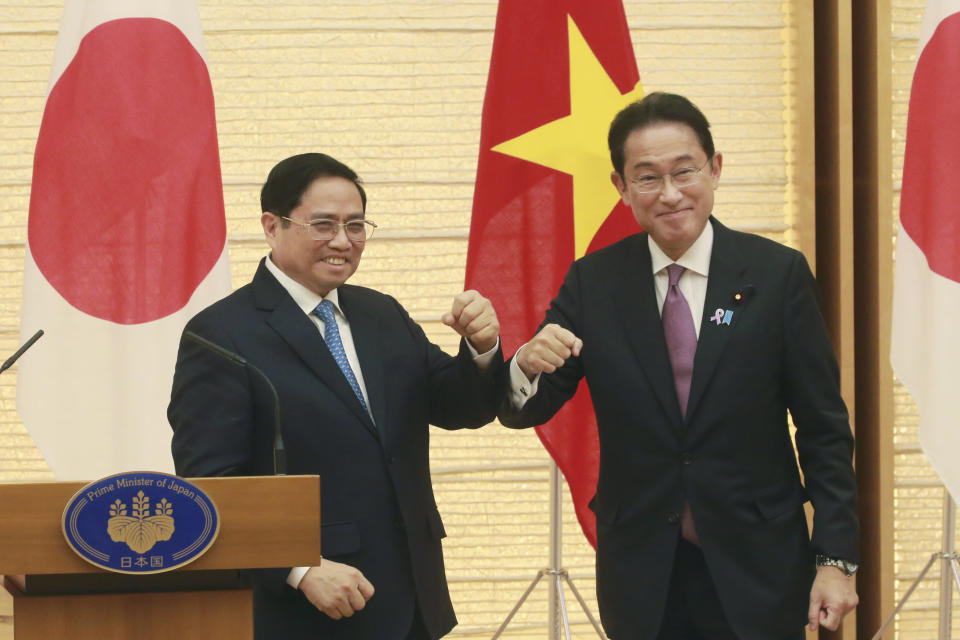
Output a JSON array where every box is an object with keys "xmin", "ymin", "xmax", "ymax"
[{"xmin": 0, "ymin": 475, "xmax": 321, "ymax": 640}]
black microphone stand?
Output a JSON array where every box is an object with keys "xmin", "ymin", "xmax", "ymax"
[{"xmin": 183, "ymin": 330, "xmax": 286, "ymax": 476}]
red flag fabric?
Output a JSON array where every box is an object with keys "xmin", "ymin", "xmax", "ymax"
[
  {"xmin": 891, "ymin": 1, "xmax": 960, "ymax": 499},
  {"xmin": 17, "ymin": 2, "xmax": 230, "ymax": 480},
  {"xmin": 466, "ymin": 0, "xmax": 644, "ymax": 546}
]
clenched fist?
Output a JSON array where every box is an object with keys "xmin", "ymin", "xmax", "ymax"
[
  {"xmin": 442, "ymin": 290, "xmax": 500, "ymax": 354},
  {"xmin": 515, "ymin": 323, "xmax": 583, "ymax": 380},
  {"xmin": 299, "ymin": 559, "xmax": 375, "ymax": 619}
]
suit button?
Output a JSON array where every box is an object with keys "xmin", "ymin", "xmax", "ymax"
[
  {"xmin": 387, "ymin": 455, "xmax": 396, "ymax": 464},
  {"xmin": 667, "ymin": 512, "xmax": 680, "ymax": 524},
  {"xmin": 681, "ymin": 453, "xmax": 694, "ymax": 465}
]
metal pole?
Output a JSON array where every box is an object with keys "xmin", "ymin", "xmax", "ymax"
[
  {"xmin": 872, "ymin": 488, "xmax": 960, "ymax": 639},
  {"xmin": 491, "ymin": 570, "xmax": 547, "ymax": 639},
  {"xmin": 549, "ymin": 460, "xmax": 562, "ymax": 640},
  {"xmin": 871, "ymin": 552, "xmax": 939, "ymax": 640},
  {"xmin": 941, "ymin": 492, "xmax": 956, "ymax": 639},
  {"xmin": 492, "ymin": 460, "xmax": 605, "ymax": 639}
]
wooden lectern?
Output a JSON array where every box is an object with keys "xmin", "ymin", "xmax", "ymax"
[{"xmin": 0, "ymin": 475, "xmax": 321, "ymax": 640}]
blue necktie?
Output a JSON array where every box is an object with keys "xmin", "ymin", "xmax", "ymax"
[{"xmin": 313, "ymin": 300, "xmax": 368, "ymax": 413}]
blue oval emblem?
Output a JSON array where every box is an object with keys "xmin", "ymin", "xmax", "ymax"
[{"xmin": 62, "ymin": 472, "xmax": 219, "ymax": 574}]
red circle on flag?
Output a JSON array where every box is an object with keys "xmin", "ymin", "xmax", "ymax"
[
  {"xmin": 29, "ymin": 18, "xmax": 226, "ymax": 324},
  {"xmin": 900, "ymin": 12, "xmax": 960, "ymax": 284}
]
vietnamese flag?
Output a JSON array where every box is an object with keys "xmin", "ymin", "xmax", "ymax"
[
  {"xmin": 16, "ymin": 1, "xmax": 230, "ymax": 480},
  {"xmin": 891, "ymin": 1, "xmax": 960, "ymax": 500},
  {"xmin": 466, "ymin": 0, "xmax": 644, "ymax": 546}
]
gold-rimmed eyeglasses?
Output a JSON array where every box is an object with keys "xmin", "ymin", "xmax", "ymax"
[{"xmin": 280, "ymin": 217, "xmax": 377, "ymax": 242}]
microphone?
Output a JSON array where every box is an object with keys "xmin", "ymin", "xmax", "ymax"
[
  {"xmin": 183, "ymin": 330, "xmax": 287, "ymax": 476},
  {"xmin": 0, "ymin": 329, "xmax": 44, "ymax": 374}
]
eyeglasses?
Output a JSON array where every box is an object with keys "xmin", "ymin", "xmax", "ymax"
[
  {"xmin": 629, "ymin": 158, "xmax": 712, "ymax": 194},
  {"xmin": 280, "ymin": 217, "xmax": 377, "ymax": 242}
]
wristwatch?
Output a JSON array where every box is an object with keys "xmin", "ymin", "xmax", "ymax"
[{"xmin": 815, "ymin": 554, "xmax": 858, "ymax": 577}]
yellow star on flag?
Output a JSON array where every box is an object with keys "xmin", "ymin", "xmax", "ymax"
[{"xmin": 492, "ymin": 15, "xmax": 644, "ymax": 258}]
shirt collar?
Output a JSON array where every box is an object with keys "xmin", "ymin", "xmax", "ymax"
[
  {"xmin": 264, "ymin": 253, "xmax": 342, "ymax": 316},
  {"xmin": 648, "ymin": 219, "xmax": 714, "ymax": 277}
]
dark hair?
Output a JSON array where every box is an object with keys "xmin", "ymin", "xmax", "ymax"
[
  {"xmin": 260, "ymin": 153, "xmax": 367, "ymax": 224},
  {"xmin": 608, "ymin": 92, "xmax": 715, "ymax": 177}
]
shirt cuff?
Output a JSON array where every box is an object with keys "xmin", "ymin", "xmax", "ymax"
[
  {"xmin": 467, "ymin": 336, "xmax": 500, "ymax": 370},
  {"xmin": 509, "ymin": 347, "xmax": 540, "ymax": 408},
  {"xmin": 287, "ymin": 566, "xmax": 311, "ymax": 589}
]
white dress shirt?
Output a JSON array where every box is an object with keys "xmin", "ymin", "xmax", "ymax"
[{"xmin": 509, "ymin": 220, "xmax": 714, "ymax": 408}]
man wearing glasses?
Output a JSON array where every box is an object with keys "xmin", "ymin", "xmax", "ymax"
[
  {"xmin": 169, "ymin": 153, "xmax": 503, "ymax": 640},
  {"xmin": 499, "ymin": 93, "xmax": 859, "ymax": 639}
]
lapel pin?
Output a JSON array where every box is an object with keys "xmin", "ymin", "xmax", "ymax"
[
  {"xmin": 731, "ymin": 284, "xmax": 756, "ymax": 305},
  {"xmin": 710, "ymin": 308, "xmax": 733, "ymax": 326}
]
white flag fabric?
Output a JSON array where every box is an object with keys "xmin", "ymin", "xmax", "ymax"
[
  {"xmin": 17, "ymin": 0, "xmax": 231, "ymax": 480},
  {"xmin": 891, "ymin": 0, "xmax": 960, "ymax": 499}
]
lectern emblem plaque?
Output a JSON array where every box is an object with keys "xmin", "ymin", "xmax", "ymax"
[{"xmin": 62, "ymin": 471, "xmax": 219, "ymax": 574}]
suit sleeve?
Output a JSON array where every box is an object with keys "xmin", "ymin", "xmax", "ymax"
[
  {"xmin": 389, "ymin": 296, "xmax": 506, "ymax": 430},
  {"xmin": 498, "ymin": 260, "xmax": 587, "ymax": 428},
  {"xmin": 168, "ymin": 314, "xmax": 257, "ymax": 478},
  {"xmin": 782, "ymin": 252, "xmax": 859, "ymax": 563}
]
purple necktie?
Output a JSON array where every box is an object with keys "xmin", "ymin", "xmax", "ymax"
[
  {"xmin": 662, "ymin": 263, "xmax": 700, "ymax": 545},
  {"xmin": 663, "ymin": 263, "xmax": 697, "ymax": 417}
]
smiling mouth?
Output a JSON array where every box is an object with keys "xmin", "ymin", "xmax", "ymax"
[{"xmin": 322, "ymin": 257, "xmax": 347, "ymax": 265}]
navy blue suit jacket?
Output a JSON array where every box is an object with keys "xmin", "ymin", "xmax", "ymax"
[
  {"xmin": 499, "ymin": 219, "xmax": 858, "ymax": 639},
  {"xmin": 170, "ymin": 259, "xmax": 503, "ymax": 639}
]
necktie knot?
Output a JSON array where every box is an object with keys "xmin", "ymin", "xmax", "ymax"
[
  {"xmin": 313, "ymin": 299, "xmax": 335, "ymax": 324},
  {"xmin": 666, "ymin": 263, "xmax": 685, "ymax": 287}
]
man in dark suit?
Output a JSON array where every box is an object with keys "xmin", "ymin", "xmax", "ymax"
[
  {"xmin": 499, "ymin": 93, "xmax": 859, "ymax": 639},
  {"xmin": 169, "ymin": 153, "xmax": 503, "ymax": 640}
]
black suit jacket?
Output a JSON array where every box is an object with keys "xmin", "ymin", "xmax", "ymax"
[
  {"xmin": 499, "ymin": 219, "xmax": 858, "ymax": 640},
  {"xmin": 169, "ymin": 259, "xmax": 503, "ymax": 640}
]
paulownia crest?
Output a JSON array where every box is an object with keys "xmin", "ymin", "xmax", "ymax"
[{"xmin": 106, "ymin": 491, "xmax": 175, "ymax": 554}]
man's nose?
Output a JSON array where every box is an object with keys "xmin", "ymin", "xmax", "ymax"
[
  {"xmin": 659, "ymin": 177, "xmax": 683, "ymax": 202},
  {"xmin": 327, "ymin": 224, "xmax": 351, "ymax": 247}
]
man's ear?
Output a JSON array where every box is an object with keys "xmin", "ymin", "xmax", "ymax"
[
  {"xmin": 610, "ymin": 171, "xmax": 629, "ymax": 204},
  {"xmin": 261, "ymin": 212, "xmax": 279, "ymax": 248},
  {"xmin": 709, "ymin": 152, "xmax": 723, "ymax": 188}
]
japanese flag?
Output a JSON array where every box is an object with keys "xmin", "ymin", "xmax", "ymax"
[
  {"xmin": 17, "ymin": 1, "xmax": 230, "ymax": 480},
  {"xmin": 891, "ymin": 0, "xmax": 960, "ymax": 499}
]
